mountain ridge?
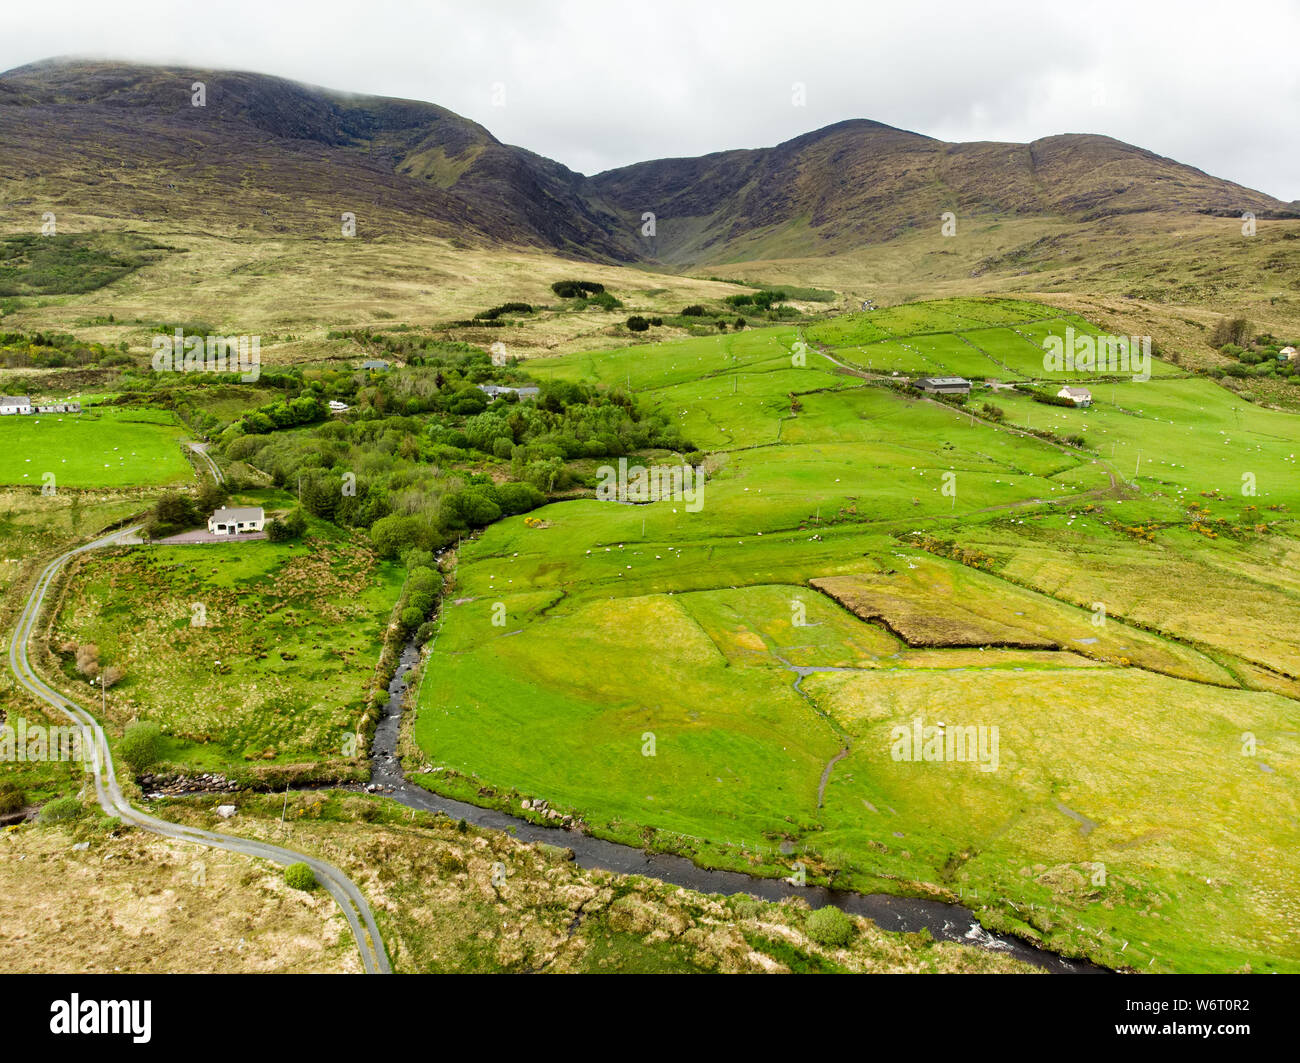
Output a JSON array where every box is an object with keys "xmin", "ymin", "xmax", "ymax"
[{"xmin": 1, "ymin": 57, "xmax": 1296, "ymax": 267}]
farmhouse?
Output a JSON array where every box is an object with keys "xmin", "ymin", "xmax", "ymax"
[
  {"xmin": 1058, "ymin": 386, "xmax": 1093, "ymax": 407},
  {"xmin": 912, "ymin": 377, "xmax": 971, "ymax": 395},
  {"xmin": 206, "ymin": 506, "xmax": 265, "ymax": 535},
  {"xmin": 0, "ymin": 396, "xmax": 32, "ymax": 415},
  {"xmin": 1280, "ymin": 346, "xmax": 1297, "ymax": 361},
  {"xmin": 34, "ymin": 402, "xmax": 82, "ymax": 414},
  {"xmin": 478, "ymin": 384, "xmax": 540, "ymax": 402}
]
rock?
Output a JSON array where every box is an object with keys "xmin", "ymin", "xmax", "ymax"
[
  {"xmin": 215, "ymin": 804, "xmax": 237, "ymax": 818},
  {"xmin": 71, "ymin": 841, "xmax": 89, "ymax": 851}
]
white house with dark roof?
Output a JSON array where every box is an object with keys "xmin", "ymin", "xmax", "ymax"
[
  {"xmin": 1058, "ymin": 386, "xmax": 1093, "ymax": 407},
  {"xmin": 0, "ymin": 396, "xmax": 32, "ymax": 415},
  {"xmin": 207, "ymin": 506, "xmax": 265, "ymax": 535}
]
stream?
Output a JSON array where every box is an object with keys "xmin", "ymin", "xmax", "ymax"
[{"xmin": 370, "ymin": 635, "xmax": 1107, "ymax": 974}]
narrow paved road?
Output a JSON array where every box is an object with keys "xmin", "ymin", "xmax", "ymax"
[
  {"xmin": 7, "ymin": 526, "xmax": 390, "ymax": 974},
  {"xmin": 187, "ymin": 441, "xmax": 224, "ymax": 485}
]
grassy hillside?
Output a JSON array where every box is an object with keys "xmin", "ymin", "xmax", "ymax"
[
  {"xmin": 410, "ymin": 298, "xmax": 1300, "ymax": 973},
  {"xmin": 0, "ymin": 406, "xmax": 192, "ymax": 488}
]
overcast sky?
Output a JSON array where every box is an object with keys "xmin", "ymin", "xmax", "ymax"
[{"xmin": 3, "ymin": 0, "xmax": 1297, "ymax": 200}]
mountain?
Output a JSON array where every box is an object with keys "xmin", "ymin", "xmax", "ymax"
[
  {"xmin": 591, "ymin": 120, "xmax": 1299, "ymax": 263},
  {"xmin": 0, "ymin": 57, "xmax": 1295, "ymax": 268}
]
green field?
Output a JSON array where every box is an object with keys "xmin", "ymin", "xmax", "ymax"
[
  {"xmin": 412, "ymin": 297, "xmax": 1300, "ymax": 972},
  {"xmin": 0, "ymin": 406, "xmax": 193, "ymax": 488},
  {"xmin": 52, "ymin": 521, "xmax": 405, "ymax": 779}
]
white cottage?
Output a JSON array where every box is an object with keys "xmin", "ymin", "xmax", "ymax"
[{"xmin": 207, "ymin": 506, "xmax": 266, "ymax": 535}]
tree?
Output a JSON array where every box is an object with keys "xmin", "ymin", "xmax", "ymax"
[
  {"xmin": 154, "ymin": 491, "xmax": 199, "ymax": 530},
  {"xmin": 196, "ymin": 480, "xmax": 228, "ymax": 514},
  {"xmin": 1211, "ymin": 316, "xmax": 1253, "ymax": 349},
  {"xmin": 370, "ymin": 513, "xmax": 424, "ymax": 558}
]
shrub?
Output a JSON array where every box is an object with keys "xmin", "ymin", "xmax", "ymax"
[
  {"xmin": 266, "ymin": 507, "xmax": 307, "ymax": 542},
  {"xmin": 806, "ymin": 905, "xmax": 854, "ymax": 948},
  {"xmin": 626, "ymin": 315, "xmax": 650, "ymax": 332},
  {"xmin": 551, "ymin": 280, "xmax": 605, "ymax": 298},
  {"xmin": 415, "ymin": 621, "xmax": 437, "ymax": 644},
  {"xmin": 118, "ymin": 721, "xmax": 163, "ymax": 774},
  {"xmin": 1211, "ymin": 316, "xmax": 1253, "ymax": 349},
  {"xmin": 474, "ymin": 302, "xmax": 533, "ymax": 321},
  {"xmin": 0, "ymin": 783, "xmax": 26, "ymax": 815},
  {"xmin": 284, "ymin": 862, "xmax": 316, "ymax": 891},
  {"xmin": 680, "ymin": 304, "xmax": 707, "ymax": 316},
  {"xmin": 38, "ymin": 796, "xmax": 83, "ymax": 823}
]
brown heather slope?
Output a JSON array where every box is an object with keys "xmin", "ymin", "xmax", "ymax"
[
  {"xmin": 587, "ymin": 118, "xmax": 1297, "ymax": 264},
  {"xmin": 0, "ymin": 57, "xmax": 635, "ymax": 258},
  {"xmin": 2, "ymin": 57, "xmax": 1294, "ymax": 268}
]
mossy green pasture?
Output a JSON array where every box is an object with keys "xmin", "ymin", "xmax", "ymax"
[{"xmin": 414, "ymin": 297, "xmax": 1298, "ymax": 971}]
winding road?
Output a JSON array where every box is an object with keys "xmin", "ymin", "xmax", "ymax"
[
  {"xmin": 6, "ymin": 525, "xmax": 390, "ymax": 974},
  {"xmin": 187, "ymin": 441, "xmax": 224, "ymax": 485}
]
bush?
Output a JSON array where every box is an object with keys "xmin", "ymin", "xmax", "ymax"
[
  {"xmin": 626, "ymin": 315, "xmax": 650, "ymax": 332},
  {"xmin": 680, "ymin": 304, "xmax": 707, "ymax": 316},
  {"xmin": 284, "ymin": 862, "xmax": 316, "ymax": 891},
  {"xmin": 266, "ymin": 507, "xmax": 307, "ymax": 542},
  {"xmin": 0, "ymin": 782, "xmax": 26, "ymax": 815},
  {"xmin": 475, "ymin": 302, "xmax": 533, "ymax": 321},
  {"xmin": 1210, "ymin": 316, "xmax": 1252, "ymax": 349},
  {"xmin": 806, "ymin": 905, "xmax": 854, "ymax": 948},
  {"xmin": 415, "ymin": 621, "xmax": 437, "ymax": 644},
  {"xmin": 551, "ymin": 280, "xmax": 605, "ymax": 298},
  {"xmin": 38, "ymin": 796, "xmax": 83, "ymax": 823},
  {"xmin": 118, "ymin": 721, "xmax": 163, "ymax": 774}
]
